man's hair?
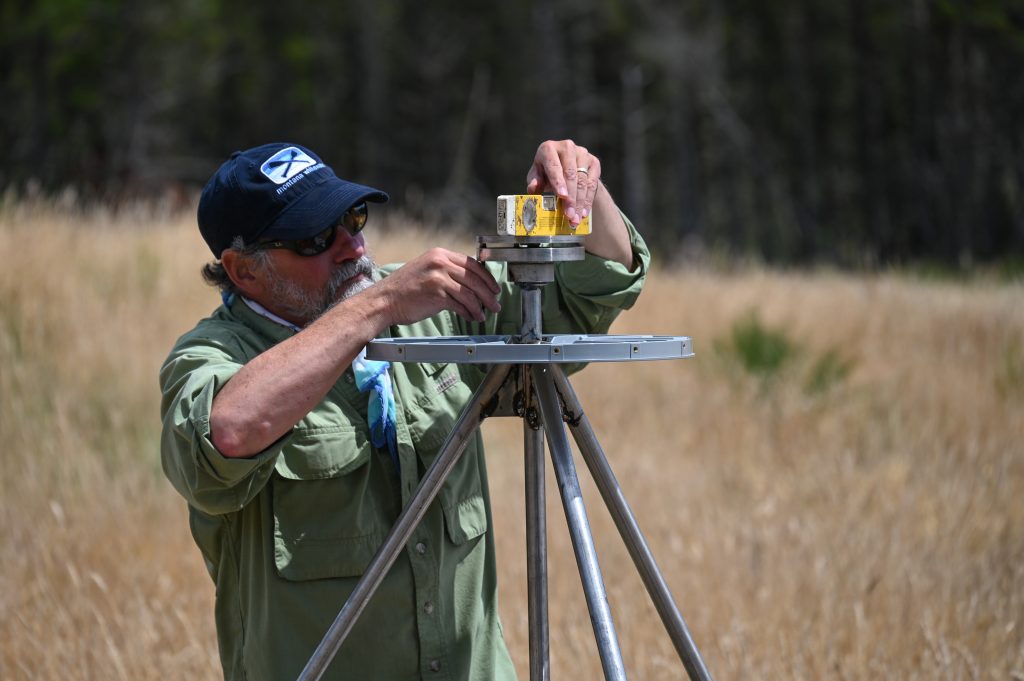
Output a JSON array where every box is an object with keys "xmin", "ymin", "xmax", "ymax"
[{"xmin": 201, "ymin": 236, "xmax": 273, "ymax": 294}]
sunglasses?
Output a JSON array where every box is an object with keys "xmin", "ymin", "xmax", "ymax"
[{"xmin": 253, "ymin": 202, "xmax": 369, "ymax": 256}]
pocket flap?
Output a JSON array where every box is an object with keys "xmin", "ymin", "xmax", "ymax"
[
  {"xmin": 443, "ymin": 495, "xmax": 488, "ymax": 545},
  {"xmin": 275, "ymin": 532, "xmax": 384, "ymax": 581},
  {"xmin": 274, "ymin": 426, "xmax": 370, "ymax": 480}
]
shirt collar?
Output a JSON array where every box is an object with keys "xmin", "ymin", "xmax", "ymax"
[{"xmin": 241, "ymin": 296, "xmax": 302, "ymax": 332}]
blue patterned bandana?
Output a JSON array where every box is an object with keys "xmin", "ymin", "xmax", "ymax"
[{"xmin": 352, "ymin": 348, "xmax": 399, "ymax": 471}]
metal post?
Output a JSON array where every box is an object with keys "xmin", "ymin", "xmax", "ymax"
[
  {"xmin": 549, "ymin": 365, "xmax": 714, "ymax": 681},
  {"xmin": 297, "ymin": 363, "xmax": 514, "ymax": 681},
  {"xmin": 532, "ymin": 365, "xmax": 628, "ymax": 681},
  {"xmin": 520, "ymin": 286, "xmax": 543, "ymax": 342},
  {"xmin": 524, "ymin": 417, "xmax": 549, "ymax": 681},
  {"xmin": 520, "ymin": 285, "xmax": 550, "ymax": 681}
]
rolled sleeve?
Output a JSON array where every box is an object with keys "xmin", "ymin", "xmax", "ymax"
[
  {"xmin": 542, "ymin": 212, "xmax": 650, "ymax": 336},
  {"xmin": 554, "ymin": 214, "xmax": 649, "ymax": 311},
  {"xmin": 160, "ymin": 339, "xmax": 289, "ymax": 515}
]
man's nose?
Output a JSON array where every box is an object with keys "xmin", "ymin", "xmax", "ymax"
[{"xmin": 330, "ymin": 228, "xmax": 365, "ymax": 263}]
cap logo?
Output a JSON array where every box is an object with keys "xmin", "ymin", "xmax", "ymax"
[{"xmin": 260, "ymin": 147, "xmax": 317, "ymax": 185}]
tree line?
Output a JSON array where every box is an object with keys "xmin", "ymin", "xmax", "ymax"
[{"xmin": 2, "ymin": 0, "xmax": 1023, "ymax": 266}]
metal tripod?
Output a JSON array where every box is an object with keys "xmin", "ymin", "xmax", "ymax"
[{"xmin": 297, "ymin": 236, "xmax": 713, "ymax": 681}]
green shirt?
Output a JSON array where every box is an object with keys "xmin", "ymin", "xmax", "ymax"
[{"xmin": 160, "ymin": 225, "xmax": 649, "ymax": 681}]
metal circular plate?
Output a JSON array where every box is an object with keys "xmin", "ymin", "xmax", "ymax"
[
  {"xmin": 478, "ymin": 235, "xmax": 585, "ymax": 246},
  {"xmin": 367, "ymin": 334, "xmax": 694, "ymax": 364},
  {"xmin": 478, "ymin": 246, "xmax": 585, "ymax": 263},
  {"xmin": 477, "ymin": 236, "xmax": 586, "ymax": 264}
]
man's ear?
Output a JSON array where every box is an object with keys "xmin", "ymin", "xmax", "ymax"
[{"xmin": 221, "ymin": 249, "xmax": 264, "ymax": 299}]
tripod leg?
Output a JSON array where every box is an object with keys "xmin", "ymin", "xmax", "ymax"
[
  {"xmin": 531, "ymin": 366, "xmax": 628, "ymax": 681},
  {"xmin": 297, "ymin": 363, "xmax": 514, "ymax": 681},
  {"xmin": 519, "ymin": 286, "xmax": 550, "ymax": 681},
  {"xmin": 525, "ymin": 417, "xmax": 550, "ymax": 681},
  {"xmin": 549, "ymin": 365, "xmax": 714, "ymax": 681}
]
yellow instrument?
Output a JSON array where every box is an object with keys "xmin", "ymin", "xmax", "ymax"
[{"xmin": 496, "ymin": 194, "xmax": 591, "ymax": 237}]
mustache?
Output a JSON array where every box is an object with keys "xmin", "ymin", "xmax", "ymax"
[
  {"xmin": 325, "ymin": 255, "xmax": 376, "ymax": 301},
  {"xmin": 333, "ymin": 256, "xmax": 375, "ymax": 284}
]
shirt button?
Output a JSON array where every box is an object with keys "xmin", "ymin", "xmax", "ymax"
[
  {"xmin": 423, "ymin": 601, "xmax": 434, "ymax": 615},
  {"xmin": 429, "ymin": 659, "xmax": 441, "ymax": 673},
  {"xmin": 344, "ymin": 373, "xmax": 354, "ymax": 384},
  {"xmin": 415, "ymin": 542, "xmax": 427, "ymax": 554}
]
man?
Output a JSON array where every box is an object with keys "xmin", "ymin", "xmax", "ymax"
[{"xmin": 160, "ymin": 139, "xmax": 649, "ymax": 681}]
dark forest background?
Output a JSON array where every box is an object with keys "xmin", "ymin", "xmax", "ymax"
[{"xmin": 3, "ymin": 0, "xmax": 1024, "ymax": 266}]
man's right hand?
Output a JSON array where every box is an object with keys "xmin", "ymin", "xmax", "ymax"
[{"xmin": 371, "ymin": 248, "xmax": 502, "ymax": 326}]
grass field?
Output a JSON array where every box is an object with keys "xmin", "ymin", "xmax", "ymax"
[{"xmin": 1, "ymin": 202, "xmax": 1022, "ymax": 680}]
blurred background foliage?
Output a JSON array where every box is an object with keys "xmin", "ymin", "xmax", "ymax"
[{"xmin": 2, "ymin": 0, "xmax": 1024, "ymax": 266}]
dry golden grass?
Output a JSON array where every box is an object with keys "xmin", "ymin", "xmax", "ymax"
[{"xmin": 1, "ymin": 202, "xmax": 1021, "ymax": 680}]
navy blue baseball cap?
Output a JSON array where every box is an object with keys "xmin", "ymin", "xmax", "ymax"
[{"xmin": 198, "ymin": 142, "xmax": 389, "ymax": 257}]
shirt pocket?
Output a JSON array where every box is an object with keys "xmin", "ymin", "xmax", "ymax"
[
  {"xmin": 442, "ymin": 494, "xmax": 488, "ymax": 546},
  {"xmin": 421, "ymin": 362, "xmax": 462, "ymax": 397},
  {"xmin": 406, "ymin": 363, "xmax": 474, "ymax": 451},
  {"xmin": 272, "ymin": 426, "xmax": 397, "ymax": 581}
]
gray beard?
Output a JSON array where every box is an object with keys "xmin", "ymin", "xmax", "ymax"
[{"xmin": 266, "ymin": 255, "xmax": 376, "ymax": 325}]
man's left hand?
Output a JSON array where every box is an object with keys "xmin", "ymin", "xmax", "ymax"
[{"xmin": 526, "ymin": 139, "xmax": 601, "ymax": 227}]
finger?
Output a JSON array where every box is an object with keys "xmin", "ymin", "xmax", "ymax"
[
  {"xmin": 423, "ymin": 252, "xmax": 479, "ymax": 320},
  {"xmin": 462, "ymin": 254, "xmax": 501, "ymax": 294},
  {"xmin": 578, "ymin": 156, "xmax": 601, "ymax": 222},
  {"xmin": 526, "ymin": 165, "xmax": 545, "ymax": 194},
  {"xmin": 535, "ymin": 141, "xmax": 569, "ymax": 198},
  {"xmin": 562, "ymin": 143, "xmax": 594, "ymax": 226},
  {"xmin": 435, "ymin": 251, "xmax": 500, "ymax": 313},
  {"xmin": 561, "ymin": 144, "xmax": 581, "ymax": 225},
  {"xmin": 444, "ymin": 293, "xmax": 476, "ymax": 322},
  {"xmin": 452, "ymin": 260, "xmax": 501, "ymax": 313},
  {"xmin": 444, "ymin": 251, "xmax": 500, "ymax": 297},
  {"xmin": 446, "ymin": 282, "xmax": 487, "ymax": 322}
]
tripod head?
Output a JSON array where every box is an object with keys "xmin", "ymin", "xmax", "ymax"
[{"xmin": 477, "ymin": 234, "xmax": 585, "ymax": 287}]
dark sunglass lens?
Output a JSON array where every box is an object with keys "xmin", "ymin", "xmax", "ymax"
[
  {"xmin": 342, "ymin": 203, "xmax": 368, "ymax": 234},
  {"xmin": 294, "ymin": 224, "xmax": 337, "ymax": 256}
]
